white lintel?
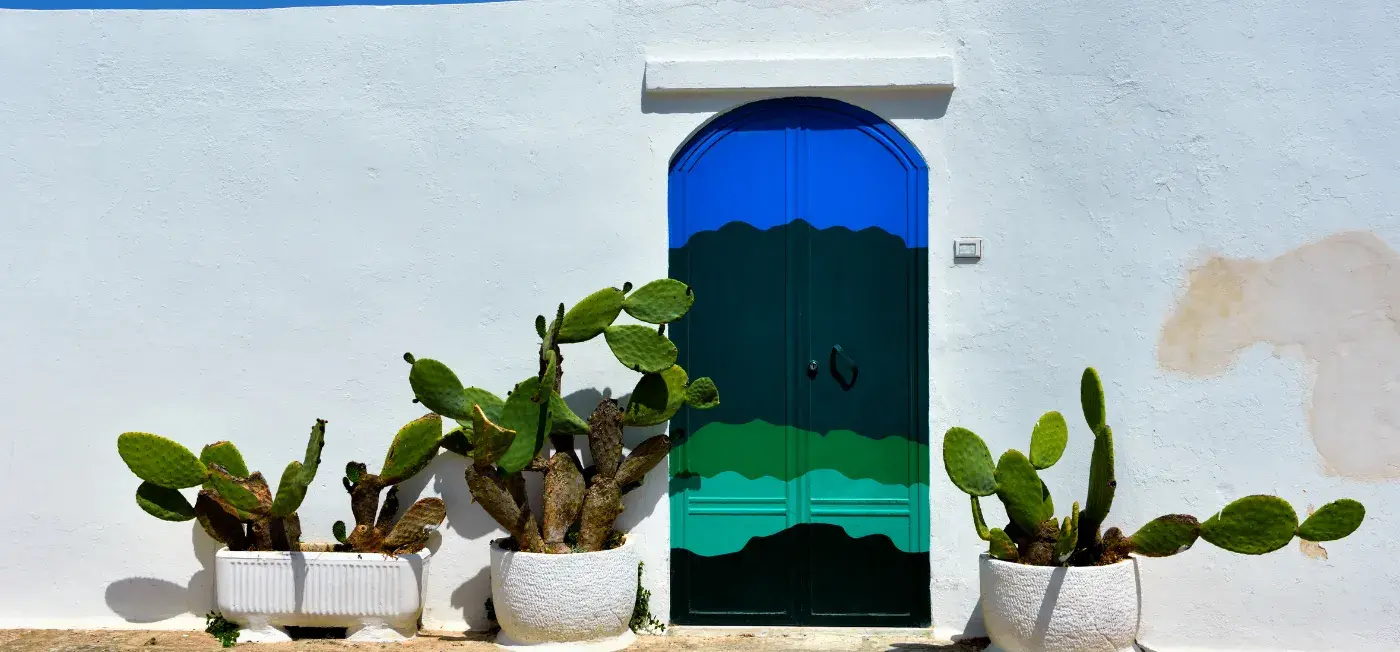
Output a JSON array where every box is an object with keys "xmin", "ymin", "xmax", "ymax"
[{"xmin": 643, "ymin": 54, "xmax": 955, "ymax": 93}]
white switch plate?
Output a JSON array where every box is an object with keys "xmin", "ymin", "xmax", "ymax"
[{"xmin": 954, "ymin": 238, "xmax": 983, "ymax": 260}]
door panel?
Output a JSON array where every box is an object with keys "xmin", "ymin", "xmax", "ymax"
[
  {"xmin": 669, "ymin": 113, "xmax": 799, "ymax": 624},
  {"xmin": 670, "ymin": 98, "xmax": 928, "ymax": 627},
  {"xmin": 799, "ymin": 109, "xmax": 929, "ymax": 623}
]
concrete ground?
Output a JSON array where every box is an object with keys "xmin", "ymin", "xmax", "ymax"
[{"xmin": 0, "ymin": 629, "xmax": 989, "ymax": 651}]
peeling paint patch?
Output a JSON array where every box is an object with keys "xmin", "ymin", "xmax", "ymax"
[{"xmin": 1159, "ymin": 231, "xmax": 1400, "ymax": 480}]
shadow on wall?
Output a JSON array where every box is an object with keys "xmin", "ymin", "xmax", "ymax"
[
  {"xmin": 449, "ymin": 566, "xmax": 493, "ymax": 631},
  {"xmin": 1159, "ymin": 230, "xmax": 1400, "ymax": 480},
  {"xmin": 104, "ymin": 524, "xmax": 220, "ymax": 623}
]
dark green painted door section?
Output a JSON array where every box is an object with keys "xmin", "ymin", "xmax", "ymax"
[{"xmin": 668, "ymin": 97, "xmax": 930, "ymax": 627}]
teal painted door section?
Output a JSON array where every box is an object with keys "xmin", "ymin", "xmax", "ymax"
[{"xmin": 668, "ymin": 97, "xmax": 930, "ymax": 627}]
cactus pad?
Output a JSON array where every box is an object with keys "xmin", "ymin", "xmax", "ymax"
[
  {"xmin": 557, "ymin": 287, "xmax": 626, "ymax": 343},
  {"xmin": 408, "ymin": 357, "xmax": 478, "ymax": 420},
  {"xmin": 300, "ymin": 419, "xmax": 326, "ymax": 481},
  {"xmin": 622, "ymin": 279, "xmax": 694, "ymax": 324},
  {"xmin": 199, "ymin": 442, "xmax": 249, "ymax": 479},
  {"xmin": 1200, "ymin": 495, "xmax": 1299, "ymax": 554},
  {"xmin": 1054, "ymin": 503, "xmax": 1081, "ymax": 564},
  {"xmin": 548, "ymin": 392, "xmax": 590, "ymax": 437},
  {"xmin": 1082, "ymin": 424, "xmax": 1116, "ymax": 528},
  {"xmin": 345, "ymin": 461, "xmax": 366, "ymax": 486},
  {"xmin": 1297, "ymin": 498, "xmax": 1365, "ymax": 542},
  {"xmin": 1029, "ymin": 411, "xmax": 1069, "ymax": 470},
  {"xmin": 118, "ymin": 432, "xmax": 209, "ymax": 489},
  {"xmin": 535, "ymin": 315, "xmax": 547, "ymax": 340},
  {"xmin": 380, "ymin": 414, "xmax": 443, "ymax": 484},
  {"xmin": 269, "ymin": 461, "xmax": 309, "ymax": 518},
  {"xmin": 498, "ymin": 377, "xmax": 553, "ymax": 473},
  {"xmin": 382, "ymin": 497, "xmax": 448, "ymax": 548},
  {"xmin": 1040, "ymin": 481, "xmax": 1055, "ymax": 522},
  {"xmin": 541, "ymin": 349, "xmax": 559, "ymax": 394},
  {"xmin": 683, "ymin": 377, "xmax": 720, "ymax": 410},
  {"xmin": 1080, "ymin": 367, "xmax": 1106, "ymax": 431},
  {"xmin": 942, "ymin": 428, "xmax": 998, "ymax": 497},
  {"xmin": 622, "ymin": 365, "xmax": 689, "ymax": 427},
  {"xmin": 195, "ymin": 491, "xmax": 249, "ymax": 548},
  {"xmin": 988, "ymin": 528, "xmax": 1019, "ymax": 562},
  {"xmin": 1130, "ymin": 514, "xmax": 1200, "ymax": 557},
  {"xmin": 604, "ymin": 324, "xmax": 679, "ymax": 373},
  {"xmin": 468, "ymin": 404, "xmax": 518, "ymax": 466},
  {"xmin": 995, "ymin": 449, "xmax": 1048, "ymax": 534},
  {"xmin": 442, "ymin": 387, "xmax": 509, "ymax": 449},
  {"xmin": 439, "ymin": 425, "xmax": 472, "ymax": 457},
  {"xmin": 136, "ymin": 482, "xmax": 197, "ymax": 522},
  {"xmin": 332, "ymin": 520, "xmax": 348, "ymax": 545},
  {"xmin": 971, "ymin": 496, "xmax": 990, "ymax": 541},
  {"xmin": 208, "ymin": 466, "xmax": 267, "ymax": 515}
]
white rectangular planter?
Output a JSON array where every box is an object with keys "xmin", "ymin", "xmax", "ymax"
[{"xmin": 215, "ymin": 548, "xmax": 431, "ymax": 643}]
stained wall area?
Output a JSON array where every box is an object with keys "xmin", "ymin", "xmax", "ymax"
[{"xmin": 2, "ymin": 1, "xmax": 1399, "ymax": 650}]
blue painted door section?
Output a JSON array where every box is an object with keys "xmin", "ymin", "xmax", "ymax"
[{"xmin": 668, "ymin": 97, "xmax": 930, "ymax": 626}]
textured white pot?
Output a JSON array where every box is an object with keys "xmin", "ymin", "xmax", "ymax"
[
  {"xmin": 215, "ymin": 547, "xmax": 431, "ymax": 643},
  {"xmin": 979, "ymin": 554, "xmax": 1141, "ymax": 652},
  {"xmin": 490, "ymin": 536, "xmax": 639, "ymax": 651}
]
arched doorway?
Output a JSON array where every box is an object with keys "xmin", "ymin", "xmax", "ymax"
[{"xmin": 668, "ymin": 97, "xmax": 930, "ymax": 626}]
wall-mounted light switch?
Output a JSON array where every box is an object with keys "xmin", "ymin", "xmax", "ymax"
[{"xmin": 954, "ymin": 238, "xmax": 983, "ymax": 261}]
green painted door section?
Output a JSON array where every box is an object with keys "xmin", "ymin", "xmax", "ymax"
[{"xmin": 668, "ymin": 97, "xmax": 930, "ymax": 627}]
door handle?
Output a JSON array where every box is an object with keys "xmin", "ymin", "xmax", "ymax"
[{"xmin": 829, "ymin": 345, "xmax": 859, "ymax": 390}]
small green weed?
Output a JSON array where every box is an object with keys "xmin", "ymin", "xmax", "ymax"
[
  {"xmin": 629, "ymin": 562, "xmax": 665, "ymax": 634},
  {"xmin": 204, "ymin": 611, "xmax": 239, "ymax": 648}
]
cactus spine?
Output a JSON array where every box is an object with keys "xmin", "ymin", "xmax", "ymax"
[
  {"xmin": 118, "ymin": 419, "xmax": 326, "ymax": 551},
  {"xmin": 334, "ymin": 414, "xmax": 447, "ymax": 555},
  {"xmin": 941, "ymin": 367, "xmax": 1366, "ymax": 566},
  {"xmin": 407, "ymin": 279, "xmax": 719, "ymax": 554}
]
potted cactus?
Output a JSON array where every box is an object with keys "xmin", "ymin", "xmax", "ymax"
[
  {"xmin": 405, "ymin": 279, "xmax": 718, "ymax": 651},
  {"xmin": 942, "ymin": 367, "xmax": 1366, "ymax": 652},
  {"xmin": 117, "ymin": 417, "xmax": 445, "ymax": 643}
]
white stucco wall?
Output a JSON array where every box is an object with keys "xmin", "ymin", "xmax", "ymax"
[{"xmin": 2, "ymin": 1, "xmax": 1398, "ymax": 650}]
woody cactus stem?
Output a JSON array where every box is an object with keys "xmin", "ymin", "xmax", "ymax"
[
  {"xmin": 407, "ymin": 278, "xmax": 719, "ymax": 554},
  {"xmin": 118, "ymin": 419, "xmax": 326, "ymax": 552},
  {"xmin": 335, "ymin": 414, "xmax": 447, "ymax": 555},
  {"xmin": 940, "ymin": 367, "xmax": 1366, "ymax": 566}
]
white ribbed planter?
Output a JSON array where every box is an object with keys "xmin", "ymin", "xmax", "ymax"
[
  {"xmin": 979, "ymin": 555, "xmax": 1141, "ymax": 652},
  {"xmin": 490, "ymin": 536, "xmax": 639, "ymax": 651},
  {"xmin": 214, "ymin": 548, "xmax": 431, "ymax": 643}
]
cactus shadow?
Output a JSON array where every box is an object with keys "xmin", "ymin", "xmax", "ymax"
[
  {"xmin": 424, "ymin": 451, "xmax": 504, "ymax": 540},
  {"xmin": 448, "ymin": 566, "xmax": 494, "ymax": 631},
  {"xmin": 103, "ymin": 523, "xmax": 220, "ymax": 623},
  {"xmin": 103, "ymin": 577, "xmax": 188, "ymax": 623}
]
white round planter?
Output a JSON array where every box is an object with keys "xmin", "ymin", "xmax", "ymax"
[
  {"xmin": 979, "ymin": 554, "xmax": 1141, "ymax": 652},
  {"xmin": 215, "ymin": 547, "xmax": 431, "ymax": 643},
  {"xmin": 490, "ymin": 536, "xmax": 640, "ymax": 652}
]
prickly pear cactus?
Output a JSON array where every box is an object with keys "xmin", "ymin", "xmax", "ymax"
[
  {"xmin": 557, "ymin": 287, "xmax": 626, "ymax": 343},
  {"xmin": 604, "ymin": 324, "xmax": 679, "ymax": 373},
  {"xmin": 940, "ymin": 366, "xmax": 1366, "ymax": 567},
  {"xmin": 118, "ymin": 420, "xmax": 327, "ymax": 552},
  {"xmin": 622, "ymin": 279, "xmax": 694, "ymax": 324},
  {"xmin": 407, "ymin": 278, "xmax": 718, "ymax": 554},
  {"xmin": 118, "ymin": 433, "xmax": 208, "ymax": 489},
  {"xmin": 1298, "ymin": 498, "xmax": 1366, "ymax": 542}
]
